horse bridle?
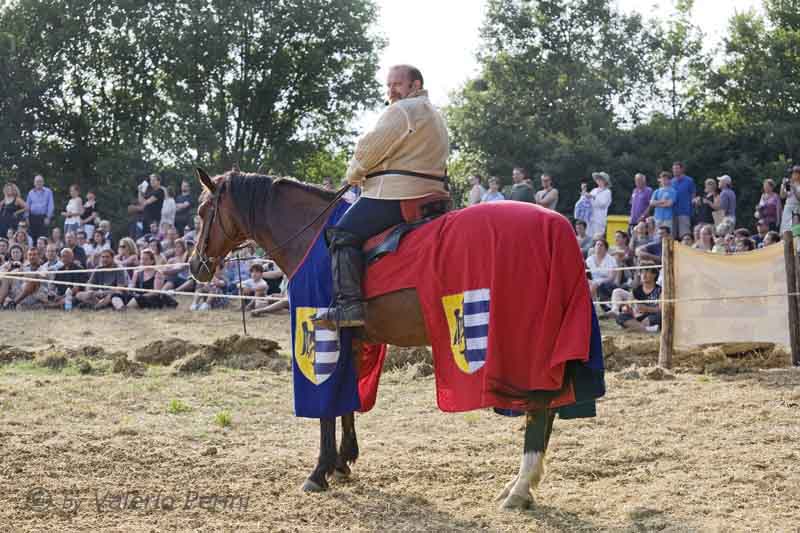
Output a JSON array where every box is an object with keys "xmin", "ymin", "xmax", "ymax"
[{"xmin": 194, "ymin": 177, "xmax": 351, "ymax": 274}]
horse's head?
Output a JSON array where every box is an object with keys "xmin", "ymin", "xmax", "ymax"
[{"xmin": 189, "ymin": 167, "xmax": 249, "ymax": 282}]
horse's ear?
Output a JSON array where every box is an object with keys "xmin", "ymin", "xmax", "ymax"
[{"xmin": 196, "ymin": 167, "xmax": 216, "ymax": 193}]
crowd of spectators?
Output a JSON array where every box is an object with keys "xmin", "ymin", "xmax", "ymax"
[
  {"xmin": 578, "ymin": 161, "xmax": 800, "ymax": 334},
  {"xmin": 0, "ymin": 173, "xmax": 287, "ymax": 314}
]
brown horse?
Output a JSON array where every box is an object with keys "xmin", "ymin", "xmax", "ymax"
[{"xmin": 190, "ymin": 169, "xmax": 563, "ymax": 510}]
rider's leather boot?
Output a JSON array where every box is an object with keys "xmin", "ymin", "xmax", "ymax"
[{"xmin": 312, "ymin": 229, "xmax": 366, "ymax": 330}]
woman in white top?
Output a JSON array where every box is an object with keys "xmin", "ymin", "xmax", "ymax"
[
  {"xmin": 160, "ymin": 186, "xmax": 176, "ymax": 230},
  {"xmin": 84, "ymin": 230, "xmax": 111, "ymax": 267},
  {"xmin": 585, "ymin": 172, "xmax": 612, "ymax": 239},
  {"xmin": 780, "ymin": 166, "xmax": 800, "ymax": 234},
  {"xmin": 62, "ymin": 184, "xmax": 84, "ymax": 235},
  {"xmin": 586, "ymin": 238, "xmax": 619, "ymax": 304}
]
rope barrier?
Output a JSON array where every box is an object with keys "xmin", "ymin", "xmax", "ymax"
[
  {"xmin": 0, "ymin": 272, "xmax": 281, "ymax": 302},
  {"xmin": 0, "ymin": 258, "xmax": 275, "ymax": 275}
]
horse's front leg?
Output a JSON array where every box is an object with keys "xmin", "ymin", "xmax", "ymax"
[
  {"xmin": 334, "ymin": 412, "xmax": 359, "ymax": 479},
  {"xmin": 302, "ymin": 417, "xmax": 337, "ymax": 492},
  {"xmin": 496, "ymin": 408, "xmax": 556, "ymax": 510}
]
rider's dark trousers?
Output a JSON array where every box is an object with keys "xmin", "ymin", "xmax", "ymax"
[{"xmin": 334, "ymin": 197, "xmax": 404, "ymax": 243}]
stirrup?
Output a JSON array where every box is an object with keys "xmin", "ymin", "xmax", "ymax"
[{"xmin": 311, "ymin": 304, "xmax": 365, "ymax": 330}]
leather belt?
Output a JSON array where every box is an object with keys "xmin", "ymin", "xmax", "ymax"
[{"xmin": 365, "ymin": 169, "xmax": 448, "ymax": 183}]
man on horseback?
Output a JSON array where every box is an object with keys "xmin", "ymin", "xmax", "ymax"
[{"xmin": 312, "ymin": 65, "xmax": 450, "ymax": 329}]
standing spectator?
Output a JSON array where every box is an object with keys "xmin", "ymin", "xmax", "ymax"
[
  {"xmin": 140, "ymin": 173, "xmax": 165, "ymax": 231},
  {"xmin": 587, "ymin": 172, "xmax": 612, "ymax": 240},
  {"xmin": 534, "ymin": 174, "xmax": 559, "ymax": 211},
  {"xmin": 693, "ymin": 178, "xmax": 721, "ymax": 228},
  {"xmin": 1, "ymin": 183, "xmax": 27, "ymax": 238},
  {"xmin": 25, "ymin": 175, "xmax": 54, "ymax": 241},
  {"xmin": 586, "ymin": 239, "xmax": 618, "ymax": 310},
  {"xmin": 509, "ymin": 167, "xmax": 535, "ymax": 203},
  {"xmin": 76, "ymin": 249, "xmax": 129, "ymax": 310},
  {"xmin": 780, "ymin": 166, "xmax": 800, "ymax": 234},
  {"xmin": 573, "ymin": 181, "xmax": 593, "ymax": 227},
  {"xmin": 161, "ymin": 186, "xmax": 177, "ymax": 231},
  {"xmin": 481, "ymin": 177, "xmax": 505, "ymax": 203},
  {"xmin": 81, "ymin": 191, "xmax": 98, "ymax": 239},
  {"xmin": 647, "ymin": 172, "xmax": 675, "ymax": 232},
  {"xmin": 717, "ymin": 174, "xmax": 736, "ymax": 226},
  {"xmin": 755, "ymin": 179, "xmax": 781, "ymax": 232},
  {"xmin": 62, "ymin": 184, "xmax": 84, "ymax": 235},
  {"xmin": 174, "ymin": 180, "xmax": 194, "ymax": 234},
  {"xmin": 574, "ymin": 220, "xmax": 593, "ymax": 257},
  {"xmin": 671, "ymin": 161, "xmax": 696, "ymax": 239},
  {"xmin": 467, "ymin": 174, "xmax": 486, "ymax": 206},
  {"xmin": 628, "ymin": 173, "xmax": 652, "ymax": 231}
]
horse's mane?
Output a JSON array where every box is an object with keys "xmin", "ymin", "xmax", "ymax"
[{"xmin": 203, "ymin": 170, "xmax": 337, "ymax": 230}]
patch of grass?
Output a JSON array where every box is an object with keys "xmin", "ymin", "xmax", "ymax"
[
  {"xmin": 697, "ymin": 375, "xmax": 711, "ymax": 383},
  {"xmin": 463, "ymin": 412, "xmax": 481, "ymax": 426},
  {"xmin": 214, "ymin": 410, "xmax": 232, "ymax": 428},
  {"xmin": 0, "ymin": 361, "xmax": 61, "ymax": 376},
  {"xmin": 167, "ymin": 399, "xmax": 192, "ymax": 414}
]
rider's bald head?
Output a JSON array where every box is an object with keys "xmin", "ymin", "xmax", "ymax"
[{"xmin": 389, "ymin": 65, "xmax": 424, "ymax": 88}]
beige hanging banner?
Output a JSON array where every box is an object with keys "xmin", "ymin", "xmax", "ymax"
[{"xmin": 673, "ymin": 244, "xmax": 790, "ymax": 349}]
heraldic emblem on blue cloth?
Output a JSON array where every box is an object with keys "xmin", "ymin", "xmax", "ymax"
[{"xmin": 288, "ymin": 201, "xmax": 363, "ymax": 419}]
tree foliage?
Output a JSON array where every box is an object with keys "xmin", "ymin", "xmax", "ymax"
[
  {"xmin": 0, "ymin": 0, "xmax": 382, "ymax": 227},
  {"xmin": 447, "ymin": 0, "xmax": 800, "ymax": 229}
]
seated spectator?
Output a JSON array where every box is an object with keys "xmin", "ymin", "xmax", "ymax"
[
  {"xmin": 262, "ymin": 259, "xmax": 285, "ymax": 295},
  {"xmin": 734, "ymin": 238, "xmax": 756, "ymax": 253},
  {"xmin": 644, "ymin": 216, "xmax": 657, "ymax": 241},
  {"xmin": 0, "ymin": 247, "xmax": 48, "ymax": 309},
  {"xmin": 84, "ymin": 229, "xmax": 111, "ymax": 267},
  {"xmin": 137, "ymin": 222, "xmax": 161, "ymax": 248},
  {"xmin": 13, "ymin": 229, "xmax": 32, "ymax": 249},
  {"xmin": 0, "ymin": 238, "xmax": 9, "ymax": 263},
  {"xmin": 182, "ymin": 216, "xmax": 202, "ymax": 243},
  {"xmin": 64, "ymin": 231, "xmax": 87, "ymax": 267},
  {"xmin": 612, "ymin": 230, "xmax": 634, "ymax": 264},
  {"xmin": 43, "ymin": 243, "xmax": 62, "ymax": 271},
  {"xmin": 115, "ymin": 237, "xmax": 139, "ymax": 268},
  {"xmin": 76, "ymin": 249, "xmax": 129, "ymax": 310},
  {"xmin": 2, "ymin": 244, "xmax": 24, "ymax": 269},
  {"xmin": 251, "ymin": 276, "xmax": 289, "ymax": 316},
  {"xmin": 481, "ymin": 177, "xmax": 505, "ymax": 202},
  {"xmin": 681, "ymin": 233, "xmax": 694, "ymax": 247},
  {"xmin": 574, "ymin": 220, "xmax": 593, "ymax": 257},
  {"xmin": 239, "ymin": 263, "xmax": 268, "ymax": 310},
  {"xmin": 752, "ymin": 219, "xmax": 770, "ymax": 248},
  {"xmin": 190, "ymin": 264, "xmax": 227, "ymax": 311},
  {"xmin": 763, "ymin": 231, "xmax": 781, "ymax": 246},
  {"xmin": 693, "ymin": 225, "xmax": 715, "ymax": 251},
  {"xmin": 636, "ymin": 225, "xmax": 671, "ymax": 264},
  {"xmin": 126, "ymin": 249, "xmax": 177, "ymax": 309},
  {"xmin": 161, "ymin": 225, "xmax": 179, "ymax": 259},
  {"xmin": 36, "ymin": 236, "xmax": 48, "ymax": 258},
  {"xmin": 99, "ymin": 220, "xmax": 115, "ymax": 250},
  {"xmin": 162, "ymin": 238, "xmax": 192, "ymax": 292},
  {"xmin": 630, "ymin": 221, "xmax": 650, "ymax": 251},
  {"xmin": 147, "ymin": 239, "xmax": 166, "ymax": 265},
  {"xmin": 47, "ymin": 248, "xmax": 89, "ymax": 308},
  {"xmin": 586, "ymin": 239, "xmax": 619, "ymax": 309},
  {"xmin": 50, "ymin": 227, "xmax": 64, "ymax": 250},
  {"xmin": 612, "ymin": 262, "xmax": 662, "ymax": 333}
]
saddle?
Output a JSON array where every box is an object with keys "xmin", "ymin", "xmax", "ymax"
[{"xmin": 363, "ymin": 193, "xmax": 451, "ymax": 264}]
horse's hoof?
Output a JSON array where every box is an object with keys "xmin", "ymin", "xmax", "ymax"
[
  {"xmin": 301, "ymin": 478, "xmax": 327, "ymax": 493},
  {"xmin": 495, "ymin": 476, "xmax": 518, "ymax": 502},
  {"xmin": 500, "ymin": 492, "xmax": 533, "ymax": 511},
  {"xmin": 332, "ymin": 467, "xmax": 351, "ymax": 481}
]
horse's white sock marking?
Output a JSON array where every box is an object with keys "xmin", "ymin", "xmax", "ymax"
[{"xmin": 501, "ymin": 451, "xmax": 544, "ymax": 509}]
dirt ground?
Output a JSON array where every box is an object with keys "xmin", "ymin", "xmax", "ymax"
[{"xmin": 1, "ymin": 305, "xmax": 799, "ymax": 532}]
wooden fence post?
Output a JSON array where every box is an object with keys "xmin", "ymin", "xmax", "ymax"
[
  {"xmin": 783, "ymin": 231, "xmax": 800, "ymax": 366},
  {"xmin": 658, "ymin": 236, "xmax": 675, "ymax": 368}
]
